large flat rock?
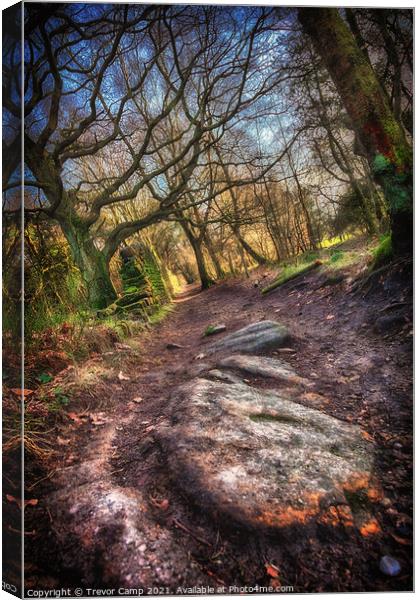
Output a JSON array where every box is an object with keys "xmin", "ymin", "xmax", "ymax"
[
  {"xmin": 207, "ymin": 320, "xmax": 290, "ymax": 355},
  {"xmin": 217, "ymin": 354, "xmax": 309, "ymax": 385},
  {"xmin": 158, "ymin": 379, "xmax": 380, "ymax": 535}
]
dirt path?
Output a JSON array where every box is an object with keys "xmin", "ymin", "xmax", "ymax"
[{"xmin": 26, "ymin": 261, "xmax": 413, "ymax": 594}]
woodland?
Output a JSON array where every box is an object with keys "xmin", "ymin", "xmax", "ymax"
[{"xmin": 2, "ymin": 3, "xmax": 413, "ymax": 596}]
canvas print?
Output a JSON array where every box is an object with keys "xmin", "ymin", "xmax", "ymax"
[{"xmin": 2, "ymin": 1, "xmax": 413, "ymax": 596}]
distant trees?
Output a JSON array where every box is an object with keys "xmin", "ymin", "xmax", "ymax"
[{"xmin": 6, "ymin": 5, "xmax": 291, "ymax": 307}]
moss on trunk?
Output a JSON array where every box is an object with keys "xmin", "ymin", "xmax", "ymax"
[{"xmin": 298, "ymin": 8, "xmax": 412, "ymax": 254}]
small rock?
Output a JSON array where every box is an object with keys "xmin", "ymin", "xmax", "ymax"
[
  {"xmin": 374, "ymin": 314, "xmax": 406, "ymax": 334},
  {"xmin": 118, "ymin": 371, "xmax": 130, "ymax": 381},
  {"xmin": 195, "ymin": 353, "xmax": 206, "ymax": 360},
  {"xmin": 379, "ymin": 556, "xmax": 401, "ymax": 577},
  {"xmin": 380, "ymin": 497, "xmax": 392, "ymax": 508},
  {"xmin": 242, "ymin": 302, "xmax": 253, "ymax": 310},
  {"xmin": 166, "ymin": 342, "xmax": 184, "ymax": 350},
  {"xmin": 132, "ymin": 396, "xmax": 143, "ymax": 403},
  {"xmin": 208, "ymin": 321, "xmax": 290, "ymax": 355}
]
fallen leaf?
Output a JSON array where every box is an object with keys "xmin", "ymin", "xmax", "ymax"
[
  {"xmin": 265, "ymin": 563, "xmax": 280, "ymax": 578},
  {"xmin": 67, "ymin": 412, "xmax": 89, "ymax": 424},
  {"xmin": 359, "ymin": 518, "xmax": 381, "ymax": 537},
  {"xmin": 6, "ymin": 495, "xmax": 38, "ymax": 510},
  {"xmin": 326, "ymin": 314, "xmax": 335, "ymax": 320},
  {"xmin": 132, "ymin": 396, "xmax": 143, "ymax": 404},
  {"xmin": 10, "ymin": 388, "xmax": 34, "ymax": 397},
  {"xmin": 118, "ymin": 371, "xmax": 130, "ymax": 381},
  {"xmin": 25, "ymin": 499, "xmax": 39, "ymax": 508},
  {"xmin": 195, "ymin": 353, "xmax": 206, "ymax": 360},
  {"xmin": 362, "ymin": 430, "xmax": 374, "ymax": 442}
]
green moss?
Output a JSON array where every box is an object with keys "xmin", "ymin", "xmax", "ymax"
[
  {"xmin": 204, "ymin": 325, "xmax": 217, "ymax": 336},
  {"xmin": 141, "ymin": 246, "xmax": 170, "ymax": 303},
  {"xmin": 330, "ymin": 250, "xmax": 343, "ymax": 263},
  {"xmin": 372, "ymin": 234, "xmax": 393, "ymax": 268},
  {"xmin": 261, "ymin": 260, "xmax": 322, "ymax": 294},
  {"xmin": 325, "ymin": 249, "xmax": 360, "ymax": 271},
  {"xmin": 372, "ymin": 153, "xmax": 412, "ymax": 214},
  {"xmin": 148, "ymin": 304, "xmax": 173, "ymax": 325},
  {"xmin": 372, "ymin": 153, "xmax": 392, "ymax": 176}
]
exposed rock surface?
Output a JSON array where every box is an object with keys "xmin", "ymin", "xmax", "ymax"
[
  {"xmin": 207, "ymin": 320, "xmax": 290, "ymax": 355},
  {"xmin": 158, "ymin": 378, "xmax": 379, "ymax": 534},
  {"xmin": 217, "ymin": 354, "xmax": 309, "ymax": 385},
  {"xmin": 48, "ymin": 421, "xmax": 207, "ymax": 590}
]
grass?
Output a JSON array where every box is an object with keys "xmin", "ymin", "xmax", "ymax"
[
  {"xmin": 319, "ymin": 232, "xmax": 354, "ymax": 249},
  {"xmin": 325, "ymin": 248, "xmax": 361, "ymax": 271},
  {"xmin": 147, "ymin": 303, "xmax": 174, "ymax": 325},
  {"xmin": 262, "ymin": 233, "xmax": 375, "ymax": 294}
]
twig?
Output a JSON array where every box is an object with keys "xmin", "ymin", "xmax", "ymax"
[{"xmin": 173, "ymin": 517, "xmax": 212, "ymax": 547}]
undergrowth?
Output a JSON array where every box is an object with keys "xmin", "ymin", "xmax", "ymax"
[
  {"xmin": 148, "ymin": 303, "xmax": 174, "ymax": 325},
  {"xmin": 263, "ymin": 234, "xmax": 377, "ymax": 293}
]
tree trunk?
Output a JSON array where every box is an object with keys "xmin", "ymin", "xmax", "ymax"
[
  {"xmin": 60, "ymin": 219, "xmax": 117, "ymax": 310},
  {"xmin": 299, "ymin": 7, "xmax": 412, "ymax": 255},
  {"xmin": 234, "ymin": 229, "xmax": 268, "ymax": 265},
  {"xmin": 191, "ymin": 237, "xmax": 215, "ymax": 289},
  {"xmin": 203, "ymin": 232, "xmax": 225, "ymax": 280},
  {"xmin": 180, "ymin": 223, "xmax": 215, "ymax": 290}
]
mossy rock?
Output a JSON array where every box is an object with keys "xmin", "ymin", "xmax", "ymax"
[
  {"xmin": 111, "ymin": 246, "xmax": 171, "ymax": 322},
  {"xmin": 118, "ymin": 299, "xmax": 150, "ymax": 315},
  {"xmin": 124, "ymin": 285, "xmax": 139, "ymax": 294},
  {"xmin": 140, "ymin": 246, "xmax": 170, "ymax": 302},
  {"xmin": 115, "ymin": 291, "xmax": 150, "ymax": 307}
]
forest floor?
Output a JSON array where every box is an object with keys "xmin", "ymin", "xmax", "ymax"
[{"xmin": 15, "ymin": 236, "xmax": 413, "ymax": 594}]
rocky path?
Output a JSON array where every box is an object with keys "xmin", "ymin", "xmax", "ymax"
[{"xmin": 28, "ymin": 264, "xmax": 413, "ymax": 593}]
